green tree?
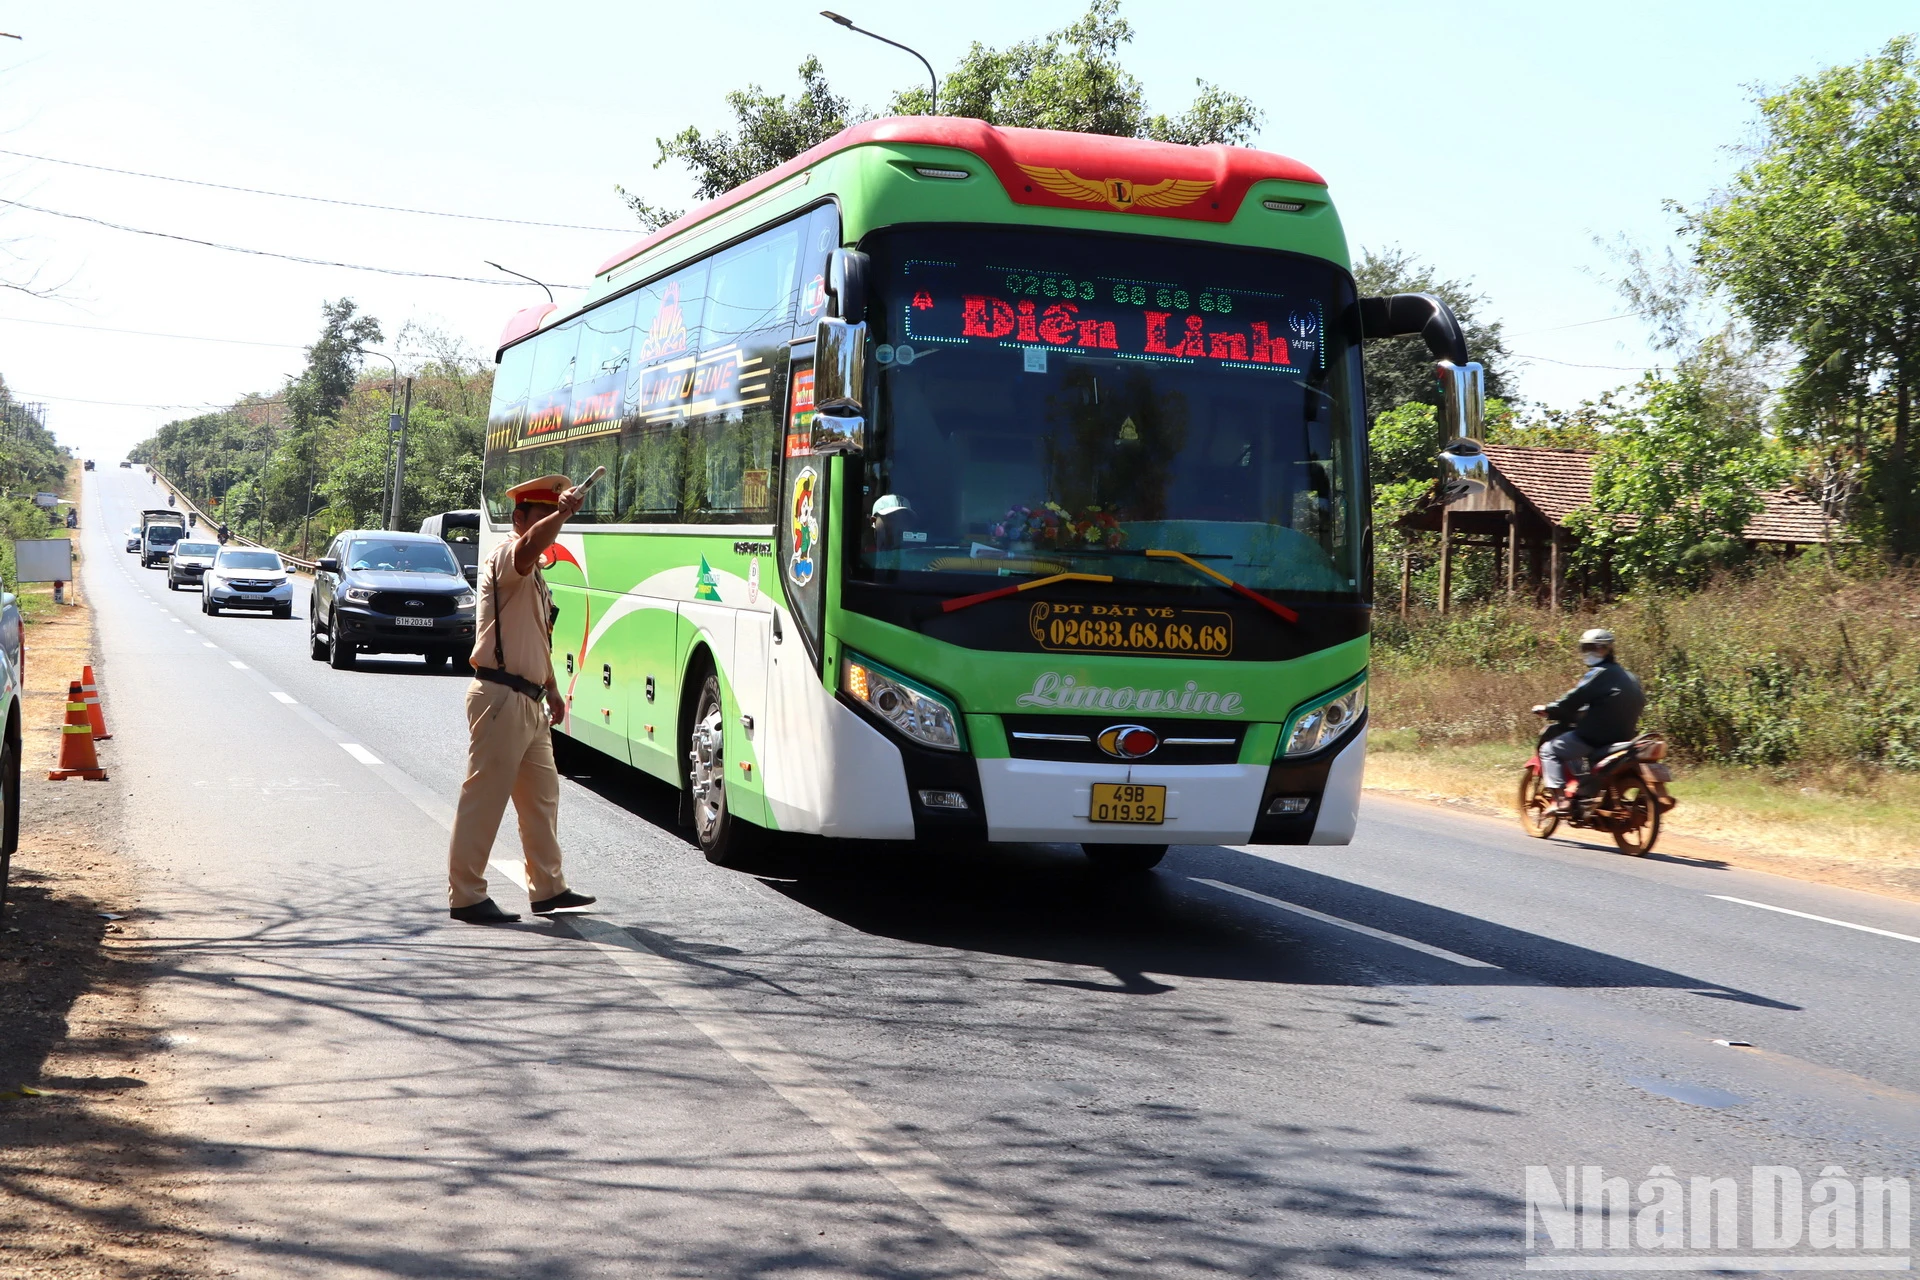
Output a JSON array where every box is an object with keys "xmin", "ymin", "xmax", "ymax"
[
  {"xmin": 890, "ymin": 0, "xmax": 1259, "ymax": 143},
  {"xmin": 1685, "ymin": 35, "xmax": 1920, "ymax": 555},
  {"xmin": 654, "ymin": 55, "xmax": 853, "ymax": 205},
  {"xmin": 1566, "ymin": 340, "xmax": 1786, "ymax": 587},
  {"xmin": 1352, "ymin": 246, "xmax": 1513, "ymax": 417},
  {"xmin": 633, "ymin": 2, "xmax": 1262, "ymax": 221}
]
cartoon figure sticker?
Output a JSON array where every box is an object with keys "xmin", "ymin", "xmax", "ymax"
[{"xmin": 789, "ymin": 466, "xmax": 819, "ymax": 587}]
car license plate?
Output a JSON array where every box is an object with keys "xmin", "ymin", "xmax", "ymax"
[
  {"xmin": 1089, "ymin": 783, "xmax": 1166, "ymax": 824},
  {"xmin": 394, "ymin": 615, "xmax": 433, "ymax": 627}
]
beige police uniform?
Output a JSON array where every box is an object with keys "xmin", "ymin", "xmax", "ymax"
[{"xmin": 445, "ymin": 515, "xmax": 571, "ymax": 909}]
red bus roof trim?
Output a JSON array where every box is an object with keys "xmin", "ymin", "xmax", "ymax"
[
  {"xmin": 496, "ymin": 302, "xmax": 557, "ymax": 359},
  {"xmin": 594, "ymin": 117, "xmax": 1326, "ymax": 279}
]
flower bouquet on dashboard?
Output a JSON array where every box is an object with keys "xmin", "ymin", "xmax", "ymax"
[{"xmin": 990, "ymin": 502, "xmax": 1127, "ymax": 551}]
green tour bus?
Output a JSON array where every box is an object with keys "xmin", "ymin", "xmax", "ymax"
[{"xmin": 482, "ymin": 116, "xmax": 1486, "ymax": 870}]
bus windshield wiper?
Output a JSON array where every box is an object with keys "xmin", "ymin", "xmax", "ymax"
[
  {"xmin": 1144, "ymin": 549, "xmax": 1299, "ymax": 623},
  {"xmin": 940, "ymin": 571, "xmax": 1114, "ymax": 615}
]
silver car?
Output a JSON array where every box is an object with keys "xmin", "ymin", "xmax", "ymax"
[
  {"xmin": 202, "ymin": 548, "xmax": 293, "ymax": 619},
  {"xmin": 125, "ymin": 525, "xmax": 141, "ymax": 553},
  {"xmin": 167, "ymin": 540, "xmax": 220, "ymax": 591}
]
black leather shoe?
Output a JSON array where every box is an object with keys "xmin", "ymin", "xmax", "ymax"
[
  {"xmin": 530, "ymin": 890, "xmax": 596, "ymax": 914},
  {"xmin": 449, "ymin": 898, "xmax": 521, "ymax": 924}
]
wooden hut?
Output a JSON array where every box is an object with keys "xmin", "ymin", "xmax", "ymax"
[{"xmin": 1399, "ymin": 445, "xmax": 1840, "ymax": 614}]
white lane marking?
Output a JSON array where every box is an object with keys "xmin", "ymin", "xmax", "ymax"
[
  {"xmin": 1193, "ymin": 877, "xmax": 1504, "ymax": 969},
  {"xmin": 571, "ymin": 916, "xmax": 1085, "ymax": 1280},
  {"xmin": 339, "ymin": 743, "xmax": 381, "ymax": 766},
  {"xmin": 202, "ymin": 642, "xmax": 216, "ymax": 648},
  {"xmin": 270, "ymin": 692, "xmax": 297, "ymax": 705},
  {"xmin": 1711, "ymin": 895, "xmax": 1920, "ymax": 946},
  {"xmin": 229, "ymin": 660, "xmax": 247, "ymax": 669}
]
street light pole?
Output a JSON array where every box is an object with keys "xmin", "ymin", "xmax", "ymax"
[
  {"xmin": 354, "ymin": 348, "xmax": 402, "ymax": 528},
  {"xmin": 820, "ymin": 12, "xmax": 936, "ymax": 114},
  {"xmin": 484, "ymin": 260, "xmax": 555, "ymax": 305}
]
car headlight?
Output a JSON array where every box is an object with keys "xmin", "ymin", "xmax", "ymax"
[
  {"xmin": 343, "ymin": 586, "xmax": 375, "ymax": 603},
  {"xmin": 1284, "ymin": 678, "xmax": 1367, "ymax": 757},
  {"xmin": 454, "ymin": 591, "xmax": 477, "ymax": 610},
  {"xmin": 841, "ymin": 652, "xmax": 966, "ymax": 751}
]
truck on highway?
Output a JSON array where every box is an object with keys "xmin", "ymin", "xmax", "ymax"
[
  {"xmin": 140, "ymin": 509, "xmax": 187, "ymax": 569},
  {"xmin": 481, "ymin": 118, "xmax": 1488, "ymax": 868}
]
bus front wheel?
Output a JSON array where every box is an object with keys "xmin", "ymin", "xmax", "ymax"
[
  {"xmin": 687, "ymin": 670, "xmax": 760, "ymax": 868},
  {"xmin": 1083, "ymin": 843, "xmax": 1168, "ymax": 873}
]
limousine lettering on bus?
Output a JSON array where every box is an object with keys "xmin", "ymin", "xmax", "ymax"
[
  {"xmin": 959, "ymin": 294, "xmax": 1300, "ymax": 366},
  {"xmin": 1015, "ymin": 670, "xmax": 1245, "ymax": 714}
]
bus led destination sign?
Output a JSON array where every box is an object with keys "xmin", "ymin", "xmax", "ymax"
[
  {"xmin": 1029, "ymin": 599, "xmax": 1233, "ymax": 657},
  {"xmin": 902, "ymin": 261, "xmax": 1322, "ymax": 372}
]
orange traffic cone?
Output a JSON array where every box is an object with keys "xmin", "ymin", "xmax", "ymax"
[
  {"xmin": 49, "ymin": 680, "xmax": 108, "ymax": 781},
  {"xmin": 80, "ymin": 664, "xmax": 110, "ymax": 740}
]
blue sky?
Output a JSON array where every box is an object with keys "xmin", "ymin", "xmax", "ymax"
[{"xmin": 0, "ymin": 1, "xmax": 1912, "ymax": 462}]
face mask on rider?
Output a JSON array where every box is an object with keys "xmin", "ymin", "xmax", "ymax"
[{"xmin": 1581, "ymin": 650, "xmax": 1607, "ymax": 666}]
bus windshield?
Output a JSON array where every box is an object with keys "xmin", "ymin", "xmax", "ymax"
[{"xmin": 853, "ymin": 226, "xmax": 1365, "ymax": 598}]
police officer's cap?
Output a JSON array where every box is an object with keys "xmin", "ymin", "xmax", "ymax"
[{"xmin": 506, "ymin": 474, "xmax": 572, "ymax": 507}]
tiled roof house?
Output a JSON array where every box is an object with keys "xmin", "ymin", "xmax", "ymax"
[{"xmin": 1400, "ymin": 445, "xmax": 1840, "ymax": 612}]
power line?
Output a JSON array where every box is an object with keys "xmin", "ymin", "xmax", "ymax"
[
  {"xmin": 1512, "ymin": 351, "xmax": 1653, "ymax": 371},
  {"xmin": 1506, "ymin": 312, "xmax": 1639, "ymax": 338},
  {"xmin": 0, "ymin": 145, "xmax": 633, "ymax": 234},
  {"xmin": 15, "ymin": 389, "xmax": 289, "ymax": 410},
  {"xmin": 0, "ymin": 196, "xmax": 579, "ymax": 288},
  {"xmin": 0, "ymin": 312, "xmax": 309, "ymax": 349}
]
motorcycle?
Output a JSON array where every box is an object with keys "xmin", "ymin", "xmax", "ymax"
[{"xmin": 1518, "ymin": 720, "xmax": 1675, "ymax": 854}]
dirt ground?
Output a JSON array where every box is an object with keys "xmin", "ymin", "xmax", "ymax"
[
  {"xmin": 1365, "ymin": 753, "xmax": 1920, "ymax": 905},
  {"xmin": 0, "ymin": 542, "xmax": 210, "ymax": 1278}
]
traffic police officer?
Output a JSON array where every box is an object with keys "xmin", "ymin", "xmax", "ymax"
[{"xmin": 446, "ymin": 474, "xmax": 597, "ymax": 924}]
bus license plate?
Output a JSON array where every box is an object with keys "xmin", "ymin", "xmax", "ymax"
[{"xmin": 1089, "ymin": 783, "xmax": 1165, "ymax": 825}]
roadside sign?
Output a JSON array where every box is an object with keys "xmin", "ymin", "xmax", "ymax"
[{"xmin": 14, "ymin": 538, "xmax": 74, "ymax": 583}]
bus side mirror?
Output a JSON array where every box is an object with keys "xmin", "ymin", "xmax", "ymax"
[
  {"xmin": 1435, "ymin": 360, "xmax": 1487, "ymax": 502},
  {"xmin": 826, "ymin": 249, "xmax": 869, "ymax": 323},
  {"xmin": 811, "ymin": 317, "xmax": 868, "ymax": 457}
]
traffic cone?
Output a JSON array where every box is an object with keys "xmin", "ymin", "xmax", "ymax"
[
  {"xmin": 49, "ymin": 680, "xmax": 107, "ymax": 781},
  {"xmin": 80, "ymin": 664, "xmax": 110, "ymax": 740}
]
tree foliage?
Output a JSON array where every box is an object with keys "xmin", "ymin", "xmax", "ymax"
[
  {"xmin": 1565, "ymin": 339, "xmax": 1787, "ymax": 587},
  {"xmin": 653, "ymin": 55, "xmax": 854, "ymax": 205},
  {"xmin": 1684, "ymin": 35, "xmax": 1920, "ymax": 556},
  {"xmin": 631, "ymin": 2, "xmax": 1262, "ymax": 224},
  {"xmin": 131, "ymin": 306, "xmax": 490, "ymax": 549},
  {"xmin": 1351, "ymin": 246, "xmax": 1513, "ymax": 417}
]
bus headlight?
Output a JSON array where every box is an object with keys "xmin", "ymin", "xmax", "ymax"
[
  {"xmin": 1284, "ymin": 679, "xmax": 1367, "ymax": 757},
  {"xmin": 841, "ymin": 652, "xmax": 966, "ymax": 752}
]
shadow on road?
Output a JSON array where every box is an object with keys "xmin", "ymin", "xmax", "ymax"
[{"xmin": 536, "ymin": 741, "xmax": 1797, "ymax": 1010}]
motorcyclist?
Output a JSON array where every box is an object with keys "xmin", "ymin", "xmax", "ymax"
[
  {"xmin": 216, "ymin": 522, "xmax": 230, "ymax": 545},
  {"xmin": 1532, "ymin": 628, "xmax": 1645, "ymax": 814}
]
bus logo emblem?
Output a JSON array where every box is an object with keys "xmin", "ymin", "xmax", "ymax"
[
  {"xmin": 1018, "ymin": 165, "xmax": 1213, "ymax": 213},
  {"xmin": 1097, "ymin": 724, "xmax": 1160, "ymax": 760}
]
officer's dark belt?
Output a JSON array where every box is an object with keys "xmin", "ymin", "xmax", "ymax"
[{"xmin": 474, "ymin": 665, "xmax": 546, "ymax": 703}]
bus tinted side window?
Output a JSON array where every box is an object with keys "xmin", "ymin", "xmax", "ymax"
[{"xmin": 482, "ymin": 341, "xmax": 536, "ymax": 525}]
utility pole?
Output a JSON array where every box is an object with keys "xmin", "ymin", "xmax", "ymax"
[{"xmin": 388, "ymin": 377, "xmax": 412, "ymax": 531}]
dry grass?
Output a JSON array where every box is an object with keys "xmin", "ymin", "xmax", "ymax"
[{"xmin": 1368, "ymin": 559, "xmax": 1920, "ymax": 893}]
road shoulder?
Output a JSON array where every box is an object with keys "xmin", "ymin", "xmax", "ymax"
[{"xmin": 0, "ymin": 523, "xmax": 209, "ymax": 1279}]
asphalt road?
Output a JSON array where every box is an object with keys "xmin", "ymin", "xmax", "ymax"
[{"xmin": 79, "ymin": 466, "xmax": 1920, "ymax": 1278}]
